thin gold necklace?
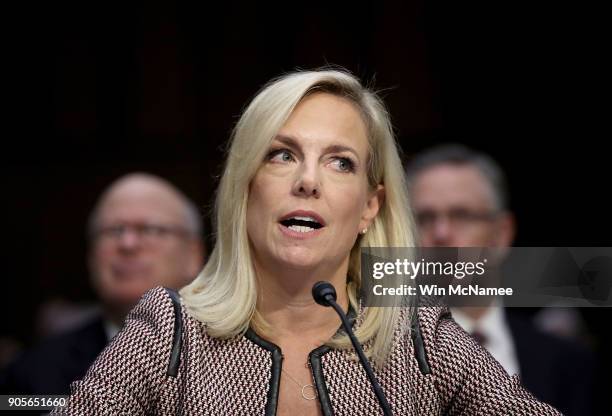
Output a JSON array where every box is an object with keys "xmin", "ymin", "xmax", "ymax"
[{"xmin": 281, "ymin": 367, "xmax": 318, "ymax": 400}]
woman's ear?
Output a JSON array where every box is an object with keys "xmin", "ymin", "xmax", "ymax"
[{"xmin": 360, "ymin": 184, "xmax": 385, "ymax": 231}]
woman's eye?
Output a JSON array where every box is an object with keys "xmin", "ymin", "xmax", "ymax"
[
  {"xmin": 330, "ymin": 157, "xmax": 355, "ymax": 172},
  {"xmin": 268, "ymin": 149, "xmax": 294, "ymax": 163}
]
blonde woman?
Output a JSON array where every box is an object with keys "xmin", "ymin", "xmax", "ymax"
[{"xmin": 54, "ymin": 68, "xmax": 560, "ymax": 415}]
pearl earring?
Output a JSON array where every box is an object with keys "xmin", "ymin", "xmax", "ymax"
[{"xmin": 361, "ymin": 228, "xmax": 368, "ymax": 235}]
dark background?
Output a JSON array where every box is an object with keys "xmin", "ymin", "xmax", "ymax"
[{"xmin": 2, "ymin": 0, "xmax": 609, "ymax": 408}]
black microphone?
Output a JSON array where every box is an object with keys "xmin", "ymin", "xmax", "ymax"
[{"xmin": 312, "ymin": 281, "xmax": 393, "ymax": 416}]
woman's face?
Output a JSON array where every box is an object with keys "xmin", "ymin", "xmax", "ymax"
[{"xmin": 246, "ymin": 92, "xmax": 382, "ymax": 276}]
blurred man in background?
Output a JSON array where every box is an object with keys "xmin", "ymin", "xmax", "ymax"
[
  {"xmin": 406, "ymin": 144, "xmax": 594, "ymax": 415},
  {"xmin": 0, "ymin": 172, "xmax": 205, "ymax": 395}
]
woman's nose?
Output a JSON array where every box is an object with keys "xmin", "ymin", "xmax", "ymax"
[{"xmin": 291, "ymin": 161, "xmax": 321, "ymax": 198}]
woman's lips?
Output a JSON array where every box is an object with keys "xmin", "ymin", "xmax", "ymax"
[
  {"xmin": 278, "ymin": 222, "xmax": 324, "ymax": 240},
  {"xmin": 279, "ymin": 210, "xmax": 326, "ymax": 226}
]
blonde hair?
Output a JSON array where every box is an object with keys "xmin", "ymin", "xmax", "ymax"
[{"xmin": 181, "ymin": 68, "xmax": 416, "ymax": 366}]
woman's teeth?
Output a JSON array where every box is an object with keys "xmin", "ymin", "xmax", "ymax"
[{"xmin": 288, "ymin": 224, "xmax": 315, "ymax": 233}]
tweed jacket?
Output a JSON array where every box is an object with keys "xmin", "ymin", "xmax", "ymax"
[{"xmin": 53, "ymin": 287, "xmax": 561, "ymax": 415}]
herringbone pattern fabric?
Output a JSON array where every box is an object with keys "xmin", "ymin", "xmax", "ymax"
[{"xmin": 52, "ymin": 287, "xmax": 562, "ymax": 415}]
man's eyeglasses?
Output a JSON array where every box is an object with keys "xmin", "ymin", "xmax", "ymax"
[
  {"xmin": 92, "ymin": 223, "xmax": 190, "ymax": 243},
  {"xmin": 415, "ymin": 209, "xmax": 499, "ymax": 230}
]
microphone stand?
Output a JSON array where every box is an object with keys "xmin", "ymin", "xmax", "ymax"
[{"xmin": 312, "ymin": 281, "xmax": 393, "ymax": 416}]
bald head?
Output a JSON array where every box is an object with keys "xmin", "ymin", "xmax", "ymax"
[
  {"xmin": 88, "ymin": 173, "xmax": 205, "ymax": 325},
  {"xmin": 89, "ymin": 173, "xmax": 201, "ymax": 238}
]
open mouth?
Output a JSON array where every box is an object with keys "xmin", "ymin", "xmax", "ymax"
[{"xmin": 280, "ymin": 216, "xmax": 324, "ymax": 233}]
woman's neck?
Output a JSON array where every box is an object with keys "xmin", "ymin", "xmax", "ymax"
[{"xmin": 255, "ymin": 261, "xmax": 350, "ymax": 343}]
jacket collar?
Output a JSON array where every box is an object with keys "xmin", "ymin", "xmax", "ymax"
[{"xmin": 244, "ymin": 305, "xmax": 357, "ymax": 416}]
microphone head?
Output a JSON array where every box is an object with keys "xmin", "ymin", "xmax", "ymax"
[{"xmin": 312, "ymin": 281, "xmax": 337, "ymax": 306}]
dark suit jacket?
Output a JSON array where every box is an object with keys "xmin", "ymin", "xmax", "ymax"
[
  {"xmin": 0, "ymin": 317, "xmax": 108, "ymax": 395},
  {"xmin": 506, "ymin": 310, "xmax": 595, "ymax": 416}
]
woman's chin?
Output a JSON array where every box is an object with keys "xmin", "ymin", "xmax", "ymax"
[
  {"xmin": 278, "ymin": 256, "xmax": 322, "ymax": 271},
  {"xmin": 271, "ymin": 248, "xmax": 326, "ymax": 271},
  {"xmin": 275, "ymin": 252, "xmax": 349, "ymax": 277}
]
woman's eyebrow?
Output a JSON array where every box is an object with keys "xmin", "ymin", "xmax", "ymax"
[{"xmin": 273, "ymin": 134, "xmax": 299, "ymax": 148}]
